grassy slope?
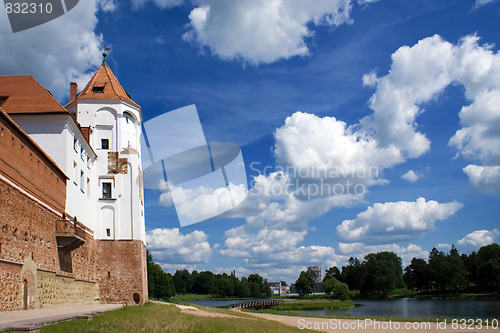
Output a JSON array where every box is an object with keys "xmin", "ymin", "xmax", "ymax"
[{"xmin": 40, "ymin": 302, "xmax": 316, "ymax": 333}]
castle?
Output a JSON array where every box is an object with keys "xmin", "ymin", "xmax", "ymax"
[{"xmin": 0, "ymin": 59, "xmax": 148, "ymax": 311}]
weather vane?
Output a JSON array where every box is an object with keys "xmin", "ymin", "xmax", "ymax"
[{"xmin": 103, "ymin": 47, "xmax": 111, "ymax": 59}]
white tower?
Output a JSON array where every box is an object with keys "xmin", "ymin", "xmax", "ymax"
[
  {"xmin": 66, "ymin": 58, "xmax": 145, "ymax": 243},
  {"xmin": 66, "ymin": 57, "xmax": 148, "ymax": 304}
]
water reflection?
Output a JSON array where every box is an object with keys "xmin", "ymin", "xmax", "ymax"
[{"xmin": 189, "ymin": 298, "xmax": 500, "ymax": 319}]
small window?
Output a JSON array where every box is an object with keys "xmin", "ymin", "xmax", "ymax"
[
  {"xmin": 106, "ymin": 228, "xmax": 111, "ymax": 237},
  {"xmin": 101, "ymin": 139, "xmax": 109, "ymax": 150},
  {"xmin": 74, "ymin": 162, "xmax": 78, "ymax": 186},
  {"xmin": 80, "ymin": 171, "xmax": 85, "ymax": 192},
  {"xmin": 102, "ymin": 182, "xmax": 112, "ymax": 199},
  {"xmin": 92, "ymin": 82, "xmax": 106, "ymax": 93}
]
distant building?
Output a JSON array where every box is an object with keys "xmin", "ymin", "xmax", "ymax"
[
  {"xmin": 268, "ymin": 281, "xmax": 290, "ymax": 296},
  {"xmin": 307, "ymin": 266, "xmax": 322, "ymax": 283}
]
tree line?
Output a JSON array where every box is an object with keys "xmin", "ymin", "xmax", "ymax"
[
  {"xmin": 313, "ymin": 243, "xmax": 500, "ymax": 297},
  {"xmin": 147, "ymin": 251, "xmax": 272, "ymax": 300}
]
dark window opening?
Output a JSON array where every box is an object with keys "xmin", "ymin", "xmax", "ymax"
[
  {"xmin": 102, "ymin": 182, "xmax": 112, "ymax": 199},
  {"xmin": 101, "ymin": 139, "xmax": 109, "ymax": 150},
  {"xmin": 92, "ymin": 82, "xmax": 106, "ymax": 93},
  {"xmin": 107, "ymin": 271, "xmax": 111, "ymax": 279},
  {"xmin": 106, "ymin": 228, "xmax": 110, "ymax": 237}
]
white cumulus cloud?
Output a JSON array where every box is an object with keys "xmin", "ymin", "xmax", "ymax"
[
  {"xmin": 183, "ymin": 0, "xmax": 378, "ymax": 65},
  {"xmin": 463, "ymin": 165, "xmax": 500, "ymax": 197},
  {"xmin": 401, "ymin": 170, "xmax": 422, "ymax": 182},
  {"xmin": 146, "ymin": 228, "xmax": 212, "ymax": 264},
  {"xmin": 336, "ymin": 198, "xmax": 463, "ymax": 245},
  {"xmin": 219, "ymin": 225, "xmax": 339, "ymax": 278},
  {"xmin": 457, "ymin": 229, "xmax": 500, "ymax": 253},
  {"xmin": 0, "ymin": 1, "xmax": 107, "ymax": 101}
]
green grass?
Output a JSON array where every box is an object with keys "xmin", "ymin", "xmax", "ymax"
[
  {"xmin": 166, "ymin": 293, "xmax": 262, "ymax": 304},
  {"xmin": 40, "ymin": 302, "xmax": 316, "ymax": 333},
  {"xmin": 166, "ymin": 293, "xmax": 214, "ymax": 303},
  {"xmin": 271, "ymin": 299, "xmax": 354, "ymax": 311}
]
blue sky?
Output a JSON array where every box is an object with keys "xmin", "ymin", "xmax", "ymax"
[{"xmin": 1, "ymin": 0, "xmax": 500, "ymax": 283}]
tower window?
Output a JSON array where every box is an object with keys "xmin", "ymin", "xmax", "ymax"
[
  {"xmin": 106, "ymin": 228, "xmax": 111, "ymax": 237},
  {"xmin": 102, "ymin": 182, "xmax": 112, "ymax": 199},
  {"xmin": 92, "ymin": 82, "xmax": 106, "ymax": 93},
  {"xmin": 101, "ymin": 139, "xmax": 109, "ymax": 150}
]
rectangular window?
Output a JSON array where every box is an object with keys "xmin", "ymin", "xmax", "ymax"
[
  {"xmin": 106, "ymin": 228, "xmax": 111, "ymax": 237},
  {"xmin": 102, "ymin": 182, "xmax": 112, "ymax": 199},
  {"xmin": 74, "ymin": 162, "xmax": 78, "ymax": 186},
  {"xmin": 101, "ymin": 138, "xmax": 109, "ymax": 150},
  {"xmin": 80, "ymin": 171, "xmax": 85, "ymax": 192}
]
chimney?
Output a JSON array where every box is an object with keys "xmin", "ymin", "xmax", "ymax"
[{"xmin": 70, "ymin": 82, "xmax": 78, "ymax": 103}]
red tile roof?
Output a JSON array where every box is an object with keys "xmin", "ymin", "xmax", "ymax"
[
  {"xmin": 0, "ymin": 75, "xmax": 68, "ymax": 114},
  {"xmin": 75, "ymin": 61, "xmax": 140, "ymax": 108}
]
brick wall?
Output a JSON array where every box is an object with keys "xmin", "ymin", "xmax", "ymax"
[
  {"xmin": 0, "ymin": 109, "xmax": 66, "ymax": 213},
  {"xmin": 0, "ymin": 108, "xmax": 148, "ymax": 311},
  {"xmin": 0, "ymin": 261, "xmax": 22, "ymax": 311},
  {"xmin": 97, "ymin": 240, "xmax": 148, "ymax": 305},
  {"xmin": 0, "ymin": 179, "xmax": 60, "ymax": 272}
]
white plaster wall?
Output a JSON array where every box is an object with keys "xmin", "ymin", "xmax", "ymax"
[
  {"xmin": 74, "ymin": 100, "xmax": 145, "ymax": 242},
  {"xmin": 10, "ymin": 114, "xmax": 97, "ymax": 231}
]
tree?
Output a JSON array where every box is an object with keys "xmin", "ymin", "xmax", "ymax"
[
  {"xmin": 192, "ymin": 271, "xmax": 215, "ymax": 294},
  {"xmin": 477, "ymin": 243, "xmax": 500, "ymax": 292},
  {"xmin": 362, "ymin": 252, "xmax": 404, "ymax": 295},
  {"xmin": 333, "ymin": 282, "xmax": 350, "ymax": 300},
  {"xmin": 404, "ymin": 258, "xmax": 428, "ymax": 292},
  {"xmin": 295, "ymin": 271, "xmax": 313, "ymax": 296},
  {"xmin": 341, "ymin": 257, "xmax": 364, "ymax": 291},
  {"xmin": 146, "ymin": 250, "xmax": 176, "ymax": 299},
  {"xmin": 324, "ymin": 277, "xmax": 350, "ymax": 300},
  {"xmin": 446, "ymin": 246, "xmax": 468, "ymax": 292},
  {"xmin": 462, "ymin": 251, "xmax": 479, "ymax": 290},
  {"xmin": 173, "ymin": 269, "xmax": 191, "ymax": 294},
  {"xmin": 247, "ymin": 273, "xmax": 272, "ymax": 297},
  {"xmin": 324, "ymin": 266, "xmax": 341, "ymax": 282},
  {"xmin": 427, "ymin": 247, "xmax": 447, "ymax": 292},
  {"xmin": 236, "ymin": 277, "xmax": 251, "ymax": 297}
]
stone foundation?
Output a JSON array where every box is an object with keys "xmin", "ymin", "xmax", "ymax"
[{"xmin": 37, "ymin": 270, "xmax": 98, "ymax": 308}]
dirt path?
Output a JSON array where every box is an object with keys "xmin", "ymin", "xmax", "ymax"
[{"xmin": 151, "ymin": 300, "xmax": 242, "ymax": 319}]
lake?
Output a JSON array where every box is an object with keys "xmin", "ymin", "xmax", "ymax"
[
  {"xmin": 301, "ymin": 298, "xmax": 500, "ymax": 319},
  {"xmin": 189, "ymin": 298, "xmax": 500, "ymax": 319}
]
